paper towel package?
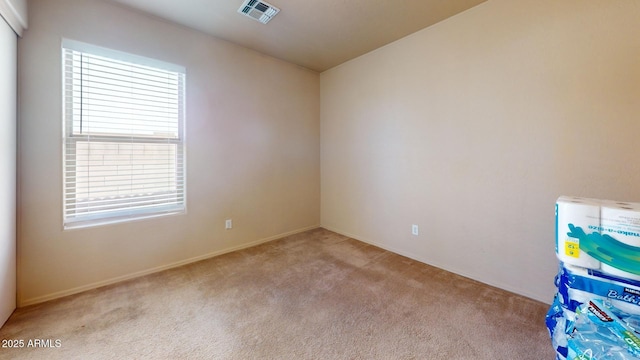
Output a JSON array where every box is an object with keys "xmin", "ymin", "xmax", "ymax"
[
  {"xmin": 556, "ymin": 197, "xmax": 640, "ymax": 275},
  {"xmin": 550, "ymin": 196, "xmax": 640, "ymax": 360},
  {"xmin": 556, "ymin": 196, "xmax": 601, "ymax": 269},
  {"xmin": 602, "ymin": 263, "xmax": 640, "ymax": 282},
  {"xmin": 600, "ymin": 203, "xmax": 640, "ymax": 247}
]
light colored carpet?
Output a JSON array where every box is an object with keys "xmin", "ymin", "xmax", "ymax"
[{"xmin": 0, "ymin": 228, "xmax": 555, "ymax": 359}]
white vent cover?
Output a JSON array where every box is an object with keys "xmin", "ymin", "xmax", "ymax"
[{"xmin": 238, "ymin": 0, "xmax": 280, "ymax": 24}]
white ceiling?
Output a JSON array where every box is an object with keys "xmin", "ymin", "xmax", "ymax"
[{"xmin": 108, "ymin": 0, "xmax": 487, "ymax": 72}]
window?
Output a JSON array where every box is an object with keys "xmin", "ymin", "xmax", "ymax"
[{"xmin": 62, "ymin": 40, "xmax": 186, "ymax": 229}]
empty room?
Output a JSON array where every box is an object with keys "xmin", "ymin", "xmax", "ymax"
[{"xmin": 1, "ymin": 0, "xmax": 639, "ymax": 359}]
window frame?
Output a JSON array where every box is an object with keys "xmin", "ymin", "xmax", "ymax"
[{"xmin": 62, "ymin": 39, "xmax": 187, "ymax": 229}]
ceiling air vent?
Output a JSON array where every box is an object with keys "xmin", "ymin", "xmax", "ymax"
[{"xmin": 238, "ymin": 0, "xmax": 280, "ymax": 24}]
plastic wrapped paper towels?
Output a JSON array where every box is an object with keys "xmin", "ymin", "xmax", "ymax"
[
  {"xmin": 555, "ymin": 197, "xmax": 640, "ymax": 276},
  {"xmin": 600, "ymin": 202, "xmax": 640, "ymax": 280},
  {"xmin": 602, "ymin": 263, "xmax": 640, "ymax": 283},
  {"xmin": 550, "ymin": 196, "xmax": 640, "ymax": 359},
  {"xmin": 556, "ymin": 196, "xmax": 601, "ymax": 269},
  {"xmin": 600, "ymin": 202, "xmax": 640, "ymax": 247}
]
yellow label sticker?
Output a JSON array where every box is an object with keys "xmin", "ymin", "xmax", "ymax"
[{"xmin": 565, "ymin": 240, "xmax": 580, "ymax": 258}]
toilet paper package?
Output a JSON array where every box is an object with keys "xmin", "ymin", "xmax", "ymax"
[
  {"xmin": 547, "ymin": 295, "xmax": 640, "ymax": 360},
  {"xmin": 556, "ymin": 197, "xmax": 601, "ymax": 269},
  {"xmin": 567, "ymin": 299, "xmax": 640, "ymax": 359},
  {"xmin": 548, "ymin": 263, "xmax": 640, "ymax": 359},
  {"xmin": 556, "ymin": 264, "xmax": 640, "ymax": 315},
  {"xmin": 546, "ymin": 294, "xmax": 574, "ymax": 359}
]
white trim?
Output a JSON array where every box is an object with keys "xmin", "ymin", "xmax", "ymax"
[
  {"xmin": 18, "ymin": 225, "xmax": 320, "ymax": 307},
  {"xmin": 0, "ymin": 0, "xmax": 26, "ymax": 37},
  {"xmin": 62, "ymin": 39, "xmax": 185, "ymax": 73},
  {"xmin": 0, "ymin": 11, "xmax": 17, "ymax": 328},
  {"xmin": 63, "ymin": 208, "xmax": 186, "ymax": 230}
]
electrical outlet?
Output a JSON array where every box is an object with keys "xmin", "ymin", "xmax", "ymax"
[
  {"xmin": 225, "ymin": 219, "xmax": 232, "ymax": 229},
  {"xmin": 412, "ymin": 224, "xmax": 419, "ymax": 236}
]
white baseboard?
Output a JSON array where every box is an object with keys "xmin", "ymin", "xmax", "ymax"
[{"xmin": 19, "ymin": 225, "xmax": 320, "ymax": 307}]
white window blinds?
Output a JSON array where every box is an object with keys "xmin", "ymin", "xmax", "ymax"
[{"xmin": 63, "ymin": 40, "xmax": 186, "ymax": 228}]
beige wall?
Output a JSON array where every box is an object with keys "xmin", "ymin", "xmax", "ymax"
[
  {"xmin": 18, "ymin": 0, "xmax": 320, "ymax": 305},
  {"xmin": 18, "ymin": 0, "xmax": 640, "ymax": 306},
  {"xmin": 320, "ymin": 0, "xmax": 640, "ymax": 303}
]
